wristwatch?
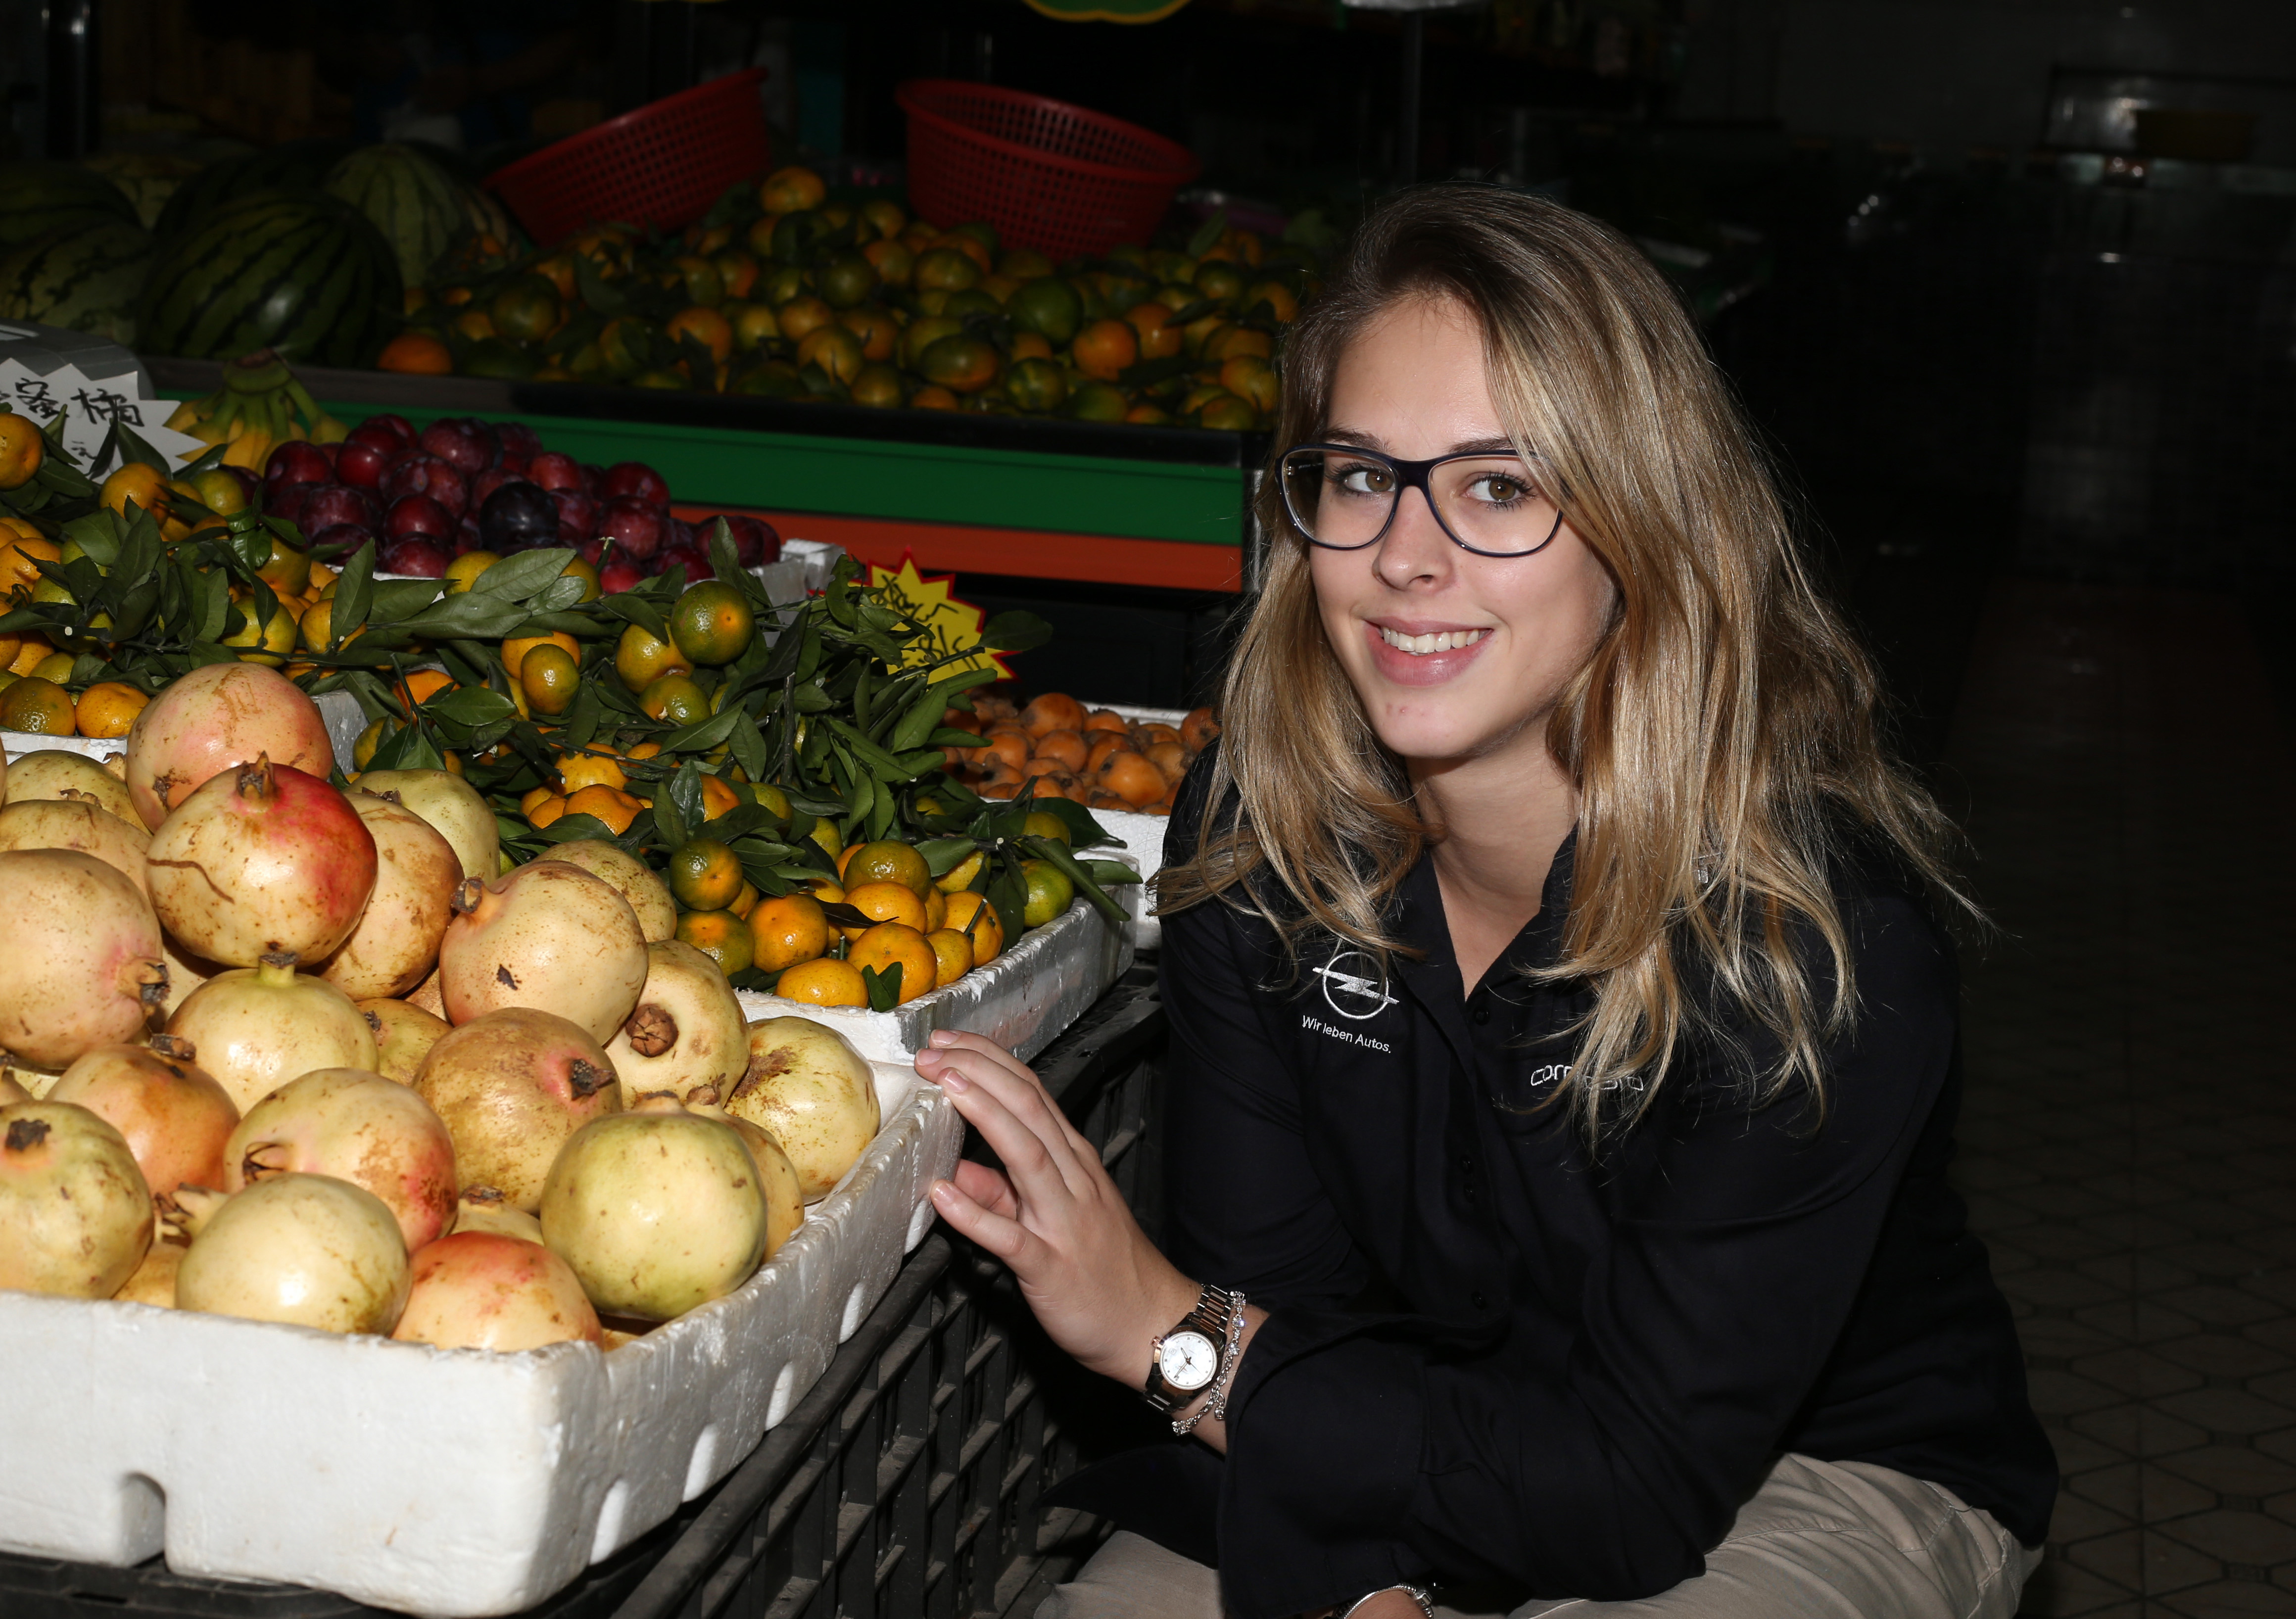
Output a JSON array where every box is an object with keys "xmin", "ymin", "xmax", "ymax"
[{"xmin": 1142, "ymin": 1284, "xmax": 1236, "ymax": 1416}]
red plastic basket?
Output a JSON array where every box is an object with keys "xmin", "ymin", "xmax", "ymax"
[
  {"xmin": 486, "ymin": 67, "xmax": 768, "ymax": 247},
  {"xmin": 896, "ymin": 79, "xmax": 1199, "ymax": 262}
]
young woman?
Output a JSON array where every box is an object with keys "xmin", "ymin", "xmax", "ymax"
[{"xmin": 915, "ymin": 185, "xmax": 2053, "ymax": 1619}]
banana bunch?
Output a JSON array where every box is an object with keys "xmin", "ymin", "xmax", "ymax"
[{"xmin": 164, "ymin": 349, "xmax": 348, "ymax": 472}]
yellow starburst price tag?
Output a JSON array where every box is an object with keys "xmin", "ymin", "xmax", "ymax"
[{"xmin": 867, "ymin": 553, "xmax": 1014, "ymax": 680}]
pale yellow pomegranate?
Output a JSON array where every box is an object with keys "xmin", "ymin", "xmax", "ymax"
[
  {"xmin": 0, "ymin": 1100, "xmax": 153, "ymax": 1297},
  {"xmin": 539, "ymin": 1093, "xmax": 770, "ymax": 1322},
  {"xmin": 166, "ymin": 957, "xmax": 379, "ymax": 1112},
  {"xmin": 353, "ymin": 770, "xmax": 498, "ymax": 891},
  {"xmin": 539, "ymin": 840, "xmax": 676, "ymax": 943},
  {"xmin": 413, "ymin": 1007, "xmax": 622, "ymax": 1211},
  {"xmin": 0, "ymin": 798, "xmax": 151, "ymax": 895},
  {"xmin": 317, "ymin": 793, "xmax": 462, "ymax": 1000},
  {"xmin": 392, "ymin": 1231, "xmax": 602, "ymax": 1351},
  {"xmin": 172, "ymin": 1176, "xmax": 410, "ymax": 1334},
  {"xmin": 451, "ymin": 1185, "xmax": 545, "ymax": 1243},
  {"xmin": 46, "ymin": 1036, "xmax": 239, "ymax": 1200},
  {"xmin": 604, "ymin": 940, "xmax": 748, "ymax": 1106},
  {"xmin": 358, "ymin": 998, "xmax": 451, "ymax": 1084},
  {"xmin": 126, "ymin": 662, "xmax": 333, "ymax": 830},
  {"xmin": 0, "ymin": 850, "xmax": 169, "ymax": 1070},
  {"xmin": 728, "ymin": 1017, "xmax": 881, "ymax": 1200},
  {"xmin": 8, "ymin": 748, "xmax": 142, "ymax": 823},
  {"xmin": 437, "ymin": 861, "xmax": 647, "ymax": 1043},
  {"xmin": 686, "ymin": 1090, "xmax": 804, "ymax": 1262},
  {"xmin": 226, "ymin": 1068, "xmax": 459, "ymax": 1252},
  {"xmin": 113, "ymin": 1237, "xmax": 186, "ymax": 1307}
]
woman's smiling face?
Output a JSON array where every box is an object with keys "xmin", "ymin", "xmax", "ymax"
[{"xmin": 1307, "ymin": 295, "xmax": 1617, "ymax": 771}]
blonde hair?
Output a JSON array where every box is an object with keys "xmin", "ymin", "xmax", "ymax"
[{"xmin": 1156, "ymin": 184, "xmax": 1969, "ymax": 1133}]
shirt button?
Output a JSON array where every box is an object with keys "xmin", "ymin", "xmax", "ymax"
[
  {"xmin": 1457, "ymin": 1155, "xmax": 1473, "ymax": 1174},
  {"xmin": 1471, "ymin": 1291, "xmax": 1489, "ymax": 1310},
  {"xmin": 1471, "ymin": 1004, "xmax": 1490, "ymax": 1026}
]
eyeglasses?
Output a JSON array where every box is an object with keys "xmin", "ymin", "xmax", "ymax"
[{"xmin": 1278, "ymin": 443, "xmax": 1567, "ymax": 558}]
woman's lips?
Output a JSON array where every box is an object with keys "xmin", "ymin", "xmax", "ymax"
[{"xmin": 1363, "ymin": 620, "xmax": 1492, "ymax": 686}]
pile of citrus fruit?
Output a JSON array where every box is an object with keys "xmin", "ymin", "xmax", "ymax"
[
  {"xmin": 942, "ymin": 690, "xmax": 1218, "ymax": 815},
  {"xmin": 379, "ymin": 165, "xmax": 1315, "ymax": 431}
]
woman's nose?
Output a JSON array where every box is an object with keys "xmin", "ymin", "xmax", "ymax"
[{"xmin": 1373, "ymin": 484, "xmax": 1455, "ymax": 590}]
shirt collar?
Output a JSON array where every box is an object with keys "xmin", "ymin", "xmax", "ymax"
[{"xmin": 1391, "ymin": 826, "xmax": 1579, "ymax": 1000}]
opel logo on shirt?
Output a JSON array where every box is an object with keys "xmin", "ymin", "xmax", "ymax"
[{"xmin": 1313, "ymin": 949, "xmax": 1397, "ymax": 1020}]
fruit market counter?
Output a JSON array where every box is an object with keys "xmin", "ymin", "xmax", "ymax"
[
  {"xmin": 145, "ymin": 360, "xmax": 1263, "ymax": 594},
  {"xmin": 0, "ymin": 971, "xmax": 1168, "ymax": 1619}
]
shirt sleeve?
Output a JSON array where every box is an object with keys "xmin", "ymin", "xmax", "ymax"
[{"xmin": 1210, "ymin": 891, "xmax": 1963, "ymax": 1618}]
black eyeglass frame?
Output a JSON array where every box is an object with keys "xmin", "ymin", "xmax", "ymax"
[{"xmin": 1278, "ymin": 442, "xmax": 1569, "ymax": 559}]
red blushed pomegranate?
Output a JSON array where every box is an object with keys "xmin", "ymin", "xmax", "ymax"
[
  {"xmin": 147, "ymin": 758, "xmax": 378, "ymax": 969},
  {"xmin": 125, "ymin": 663, "xmax": 334, "ymax": 830},
  {"xmin": 172, "ymin": 1175, "xmax": 409, "ymax": 1334},
  {"xmin": 437, "ymin": 861, "xmax": 647, "ymax": 1044},
  {"xmin": 0, "ymin": 1101, "xmax": 152, "ymax": 1297},
  {"xmin": 392, "ymin": 1231, "xmax": 601, "ymax": 1351},
  {"xmin": 46, "ymin": 1036, "xmax": 239, "ymax": 1199},
  {"xmin": 0, "ymin": 850, "xmax": 168, "ymax": 1070},
  {"xmin": 167, "ymin": 958, "xmax": 379, "ymax": 1113},
  {"xmin": 317, "ymin": 792, "xmax": 462, "ymax": 1000},
  {"xmin": 413, "ymin": 1007, "xmax": 622, "ymax": 1211},
  {"xmin": 226, "ymin": 1067, "xmax": 457, "ymax": 1251}
]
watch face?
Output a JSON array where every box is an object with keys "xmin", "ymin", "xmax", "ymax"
[{"xmin": 1157, "ymin": 1330, "xmax": 1219, "ymax": 1390}]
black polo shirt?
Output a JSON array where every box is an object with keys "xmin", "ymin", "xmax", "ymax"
[{"xmin": 1068, "ymin": 777, "xmax": 2054, "ymax": 1619}]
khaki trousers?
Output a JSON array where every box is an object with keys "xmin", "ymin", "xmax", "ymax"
[{"xmin": 1037, "ymin": 1453, "xmax": 2042, "ymax": 1619}]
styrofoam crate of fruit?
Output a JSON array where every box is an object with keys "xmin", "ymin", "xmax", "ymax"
[
  {"xmin": 737, "ymin": 883, "xmax": 1138, "ymax": 1063},
  {"xmin": 0, "ymin": 1058, "xmax": 960, "ymax": 1619},
  {"xmin": 1, "ymin": 690, "xmax": 369, "ymax": 778},
  {"xmin": 1090, "ymin": 704, "xmax": 1187, "ymax": 950}
]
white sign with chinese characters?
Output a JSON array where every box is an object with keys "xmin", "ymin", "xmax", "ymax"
[{"xmin": 0, "ymin": 359, "xmax": 206, "ymax": 473}]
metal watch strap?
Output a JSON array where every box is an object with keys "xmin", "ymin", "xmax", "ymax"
[
  {"xmin": 1142, "ymin": 1284, "xmax": 1234, "ymax": 1414},
  {"xmin": 1341, "ymin": 1586, "xmax": 1435, "ymax": 1619}
]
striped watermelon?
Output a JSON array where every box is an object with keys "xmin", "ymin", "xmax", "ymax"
[
  {"xmin": 0, "ymin": 161, "xmax": 138, "ymax": 251},
  {"xmin": 324, "ymin": 143, "xmax": 470, "ymax": 286},
  {"xmin": 137, "ymin": 190, "xmax": 402, "ymax": 367},
  {"xmin": 153, "ymin": 138, "xmax": 356, "ymax": 243},
  {"xmin": 0, "ymin": 218, "xmax": 154, "ymax": 344}
]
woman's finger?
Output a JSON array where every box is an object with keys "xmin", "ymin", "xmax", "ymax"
[
  {"xmin": 922, "ymin": 1037, "xmax": 1103, "ymax": 1193},
  {"xmin": 930, "ymin": 1176, "xmax": 1049, "ymax": 1272},
  {"xmin": 951, "ymin": 1158, "xmax": 1020, "ymax": 1219},
  {"xmin": 934, "ymin": 1070, "xmax": 1079, "ymax": 1210}
]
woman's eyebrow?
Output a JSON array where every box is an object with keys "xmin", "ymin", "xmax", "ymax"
[{"xmin": 1320, "ymin": 429, "xmax": 1525, "ymax": 458}]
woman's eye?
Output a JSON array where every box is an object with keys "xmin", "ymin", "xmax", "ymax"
[
  {"xmin": 1466, "ymin": 473, "xmax": 1534, "ymax": 505},
  {"xmin": 1331, "ymin": 462, "xmax": 1392, "ymax": 496}
]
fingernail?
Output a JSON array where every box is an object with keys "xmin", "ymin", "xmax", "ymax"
[
  {"xmin": 928, "ymin": 1029, "xmax": 957, "ymax": 1047},
  {"xmin": 930, "ymin": 1180, "xmax": 957, "ymax": 1206},
  {"xmin": 937, "ymin": 1067, "xmax": 969, "ymax": 1093}
]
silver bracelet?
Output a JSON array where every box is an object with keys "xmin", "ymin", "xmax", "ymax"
[
  {"xmin": 1341, "ymin": 1585, "xmax": 1435, "ymax": 1619},
  {"xmin": 1170, "ymin": 1286, "xmax": 1247, "ymax": 1435}
]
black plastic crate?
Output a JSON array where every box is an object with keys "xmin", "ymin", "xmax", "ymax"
[{"xmin": 0, "ymin": 973, "xmax": 1167, "ymax": 1619}]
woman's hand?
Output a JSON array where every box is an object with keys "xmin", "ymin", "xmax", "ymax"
[{"xmin": 917, "ymin": 1030, "xmax": 1199, "ymax": 1387}]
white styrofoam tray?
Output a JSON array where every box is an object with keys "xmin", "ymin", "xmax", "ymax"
[
  {"xmin": 0, "ymin": 1059, "xmax": 961, "ymax": 1618},
  {"xmin": 738, "ymin": 883, "xmax": 1137, "ymax": 1063},
  {"xmin": 1086, "ymin": 703, "xmax": 1189, "ymax": 950}
]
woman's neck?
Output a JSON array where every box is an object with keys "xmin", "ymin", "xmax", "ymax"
[{"xmin": 1414, "ymin": 739, "xmax": 1578, "ymax": 995}]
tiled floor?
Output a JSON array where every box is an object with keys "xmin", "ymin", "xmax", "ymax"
[{"xmin": 1941, "ymin": 580, "xmax": 2296, "ymax": 1618}]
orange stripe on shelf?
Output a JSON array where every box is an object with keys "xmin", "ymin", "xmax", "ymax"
[{"xmin": 670, "ymin": 506, "xmax": 1243, "ymax": 593}]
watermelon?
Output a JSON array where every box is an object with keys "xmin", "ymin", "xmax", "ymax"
[
  {"xmin": 137, "ymin": 189, "xmax": 402, "ymax": 368},
  {"xmin": 0, "ymin": 161, "xmax": 139, "ymax": 252},
  {"xmin": 324, "ymin": 143, "xmax": 471, "ymax": 287},
  {"xmin": 0, "ymin": 218, "xmax": 154, "ymax": 344},
  {"xmin": 152, "ymin": 137, "xmax": 357, "ymax": 243}
]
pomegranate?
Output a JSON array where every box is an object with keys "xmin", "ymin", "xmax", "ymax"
[
  {"xmin": 391, "ymin": 1232, "xmax": 602, "ymax": 1351},
  {"xmin": 0, "ymin": 797, "xmax": 151, "ymax": 894},
  {"xmin": 7, "ymin": 748, "xmax": 140, "ymax": 822},
  {"xmin": 452, "ymin": 1184, "xmax": 545, "ymax": 1243},
  {"xmin": 0, "ymin": 1101, "xmax": 152, "ymax": 1297},
  {"xmin": 537, "ymin": 841, "xmax": 675, "ymax": 943},
  {"xmin": 408, "ymin": 966, "xmax": 445, "ymax": 1017},
  {"xmin": 156, "ymin": 931, "xmax": 224, "ymax": 1022},
  {"xmin": 125, "ymin": 663, "xmax": 334, "ymax": 830},
  {"xmin": 360, "ymin": 998, "xmax": 450, "ymax": 1084},
  {"xmin": 686, "ymin": 1089, "xmax": 804, "ymax": 1262},
  {"xmin": 0, "ymin": 1070, "xmax": 30, "ymax": 1105},
  {"xmin": 225, "ymin": 1067, "xmax": 456, "ymax": 1251},
  {"xmin": 414, "ymin": 1007, "xmax": 622, "ymax": 1210},
  {"xmin": 0, "ymin": 850, "xmax": 168, "ymax": 1069},
  {"xmin": 147, "ymin": 758, "xmax": 378, "ymax": 969},
  {"xmin": 539, "ymin": 1093, "xmax": 768, "ymax": 1321},
  {"xmin": 606, "ymin": 941, "xmax": 748, "ymax": 1105},
  {"xmin": 437, "ymin": 861, "xmax": 647, "ymax": 1042},
  {"xmin": 166, "ymin": 957, "xmax": 378, "ymax": 1112},
  {"xmin": 316, "ymin": 793, "xmax": 462, "ymax": 999},
  {"xmin": 727, "ymin": 1017, "xmax": 881, "ymax": 1200},
  {"xmin": 353, "ymin": 769, "xmax": 497, "ymax": 894},
  {"xmin": 47, "ymin": 1035, "xmax": 239, "ymax": 1199},
  {"xmin": 171, "ymin": 1176, "xmax": 409, "ymax": 1334},
  {"xmin": 114, "ymin": 1237, "xmax": 185, "ymax": 1306}
]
